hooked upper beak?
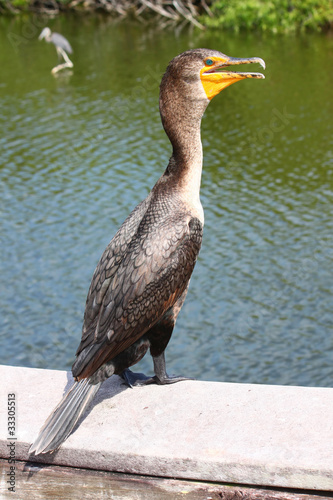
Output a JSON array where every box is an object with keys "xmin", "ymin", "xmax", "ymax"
[{"xmin": 203, "ymin": 56, "xmax": 266, "ymax": 79}]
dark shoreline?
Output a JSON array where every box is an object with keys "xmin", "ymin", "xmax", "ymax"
[
  {"xmin": 1, "ymin": 0, "xmax": 332, "ymax": 34},
  {"xmin": 0, "ymin": 0, "xmax": 208, "ymax": 30}
]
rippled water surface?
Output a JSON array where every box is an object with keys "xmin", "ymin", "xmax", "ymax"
[{"xmin": 0, "ymin": 16, "xmax": 332, "ymax": 386}]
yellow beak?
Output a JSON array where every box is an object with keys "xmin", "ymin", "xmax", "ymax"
[{"xmin": 200, "ymin": 55, "xmax": 266, "ymax": 100}]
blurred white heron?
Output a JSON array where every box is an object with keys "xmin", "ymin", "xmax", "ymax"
[{"xmin": 39, "ymin": 27, "xmax": 73, "ymax": 74}]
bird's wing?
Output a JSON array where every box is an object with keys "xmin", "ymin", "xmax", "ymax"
[
  {"xmin": 81, "ymin": 194, "xmax": 153, "ymax": 341},
  {"xmin": 52, "ymin": 32, "xmax": 73, "ymax": 54},
  {"xmin": 72, "ymin": 211, "xmax": 203, "ymax": 380}
]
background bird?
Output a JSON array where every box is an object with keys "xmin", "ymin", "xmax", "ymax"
[
  {"xmin": 39, "ymin": 27, "xmax": 73, "ymax": 74},
  {"xmin": 30, "ymin": 48, "xmax": 265, "ymax": 455}
]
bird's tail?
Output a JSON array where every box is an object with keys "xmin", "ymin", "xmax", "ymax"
[{"xmin": 29, "ymin": 378, "xmax": 101, "ymax": 455}]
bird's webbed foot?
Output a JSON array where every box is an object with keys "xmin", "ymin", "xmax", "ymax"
[
  {"xmin": 153, "ymin": 352, "xmax": 194, "ymax": 384},
  {"xmin": 121, "ymin": 368, "xmax": 192, "ymax": 387},
  {"xmin": 121, "ymin": 353, "xmax": 193, "ymax": 387},
  {"xmin": 156, "ymin": 353, "xmax": 195, "ymax": 385},
  {"xmin": 153, "ymin": 373, "xmax": 193, "ymax": 385}
]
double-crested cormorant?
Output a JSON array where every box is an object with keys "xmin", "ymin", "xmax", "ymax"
[
  {"xmin": 39, "ymin": 27, "xmax": 73, "ymax": 74},
  {"xmin": 30, "ymin": 48, "xmax": 265, "ymax": 455}
]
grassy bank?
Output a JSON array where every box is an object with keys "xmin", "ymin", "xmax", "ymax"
[
  {"xmin": 1, "ymin": 0, "xmax": 333, "ymax": 33},
  {"xmin": 202, "ymin": 0, "xmax": 333, "ymax": 33}
]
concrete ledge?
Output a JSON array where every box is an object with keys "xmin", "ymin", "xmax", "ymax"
[{"xmin": 1, "ymin": 364, "xmax": 333, "ymax": 492}]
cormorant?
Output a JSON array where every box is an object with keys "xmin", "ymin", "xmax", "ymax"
[{"xmin": 30, "ymin": 48, "xmax": 265, "ymax": 455}]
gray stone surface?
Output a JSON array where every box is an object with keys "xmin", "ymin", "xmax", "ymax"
[{"xmin": 1, "ymin": 364, "xmax": 333, "ymax": 491}]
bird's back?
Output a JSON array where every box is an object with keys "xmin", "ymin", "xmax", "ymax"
[
  {"xmin": 52, "ymin": 32, "xmax": 73, "ymax": 54},
  {"xmin": 72, "ymin": 184, "xmax": 203, "ymax": 381}
]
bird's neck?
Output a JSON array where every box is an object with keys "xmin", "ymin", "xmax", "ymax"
[
  {"xmin": 165, "ymin": 127, "xmax": 204, "ymax": 217},
  {"xmin": 159, "ymin": 77, "xmax": 209, "ymax": 222}
]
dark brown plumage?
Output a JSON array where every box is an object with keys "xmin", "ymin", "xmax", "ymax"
[
  {"xmin": 30, "ymin": 48, "xmax": 264, "ymax": 455},
  {"xmin": 74, "ymin": 202, "xmax": 203, "ymax": 384}
]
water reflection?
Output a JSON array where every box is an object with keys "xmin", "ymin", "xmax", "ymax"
[{"xmin": 0, "ymin": 17, "xmax": 332, "ymax": 387}]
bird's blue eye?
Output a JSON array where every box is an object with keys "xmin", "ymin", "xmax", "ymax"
[{"xmin": 205, "ymin": 59, "xmax": 214, "ymax": 66}]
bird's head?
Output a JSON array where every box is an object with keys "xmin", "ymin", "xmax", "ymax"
[
  {"xmin": 161, "ymin": 48, "xmax": 265, "ymax": 102},
  {"xmin": 159, "ymin": 48, "xmax": 265, "ymax": 148},
  {"xmin": 39, "ymin": 27, "xmax": 51, "ymax": 41}
]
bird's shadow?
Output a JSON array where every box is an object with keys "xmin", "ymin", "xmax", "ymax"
[
  {"xmin": 25, "ymin": 371, "xmax": 133, "ymax": 473},
  {"xmin": 65, "ymin": 370, "xmax": 130, "ymax": 417}
]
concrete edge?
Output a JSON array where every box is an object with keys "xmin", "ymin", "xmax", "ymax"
[{"xmin": 0, "ymin": 364, "xmax": 333, "ymax": 492}]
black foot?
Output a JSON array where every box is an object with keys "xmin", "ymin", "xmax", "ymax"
[
  {"xmin": 153, "ymin": 374, "xmax": 194, "ymax": 386},
  {"xmin": 120, "ymin": 369, "xmax": 152, "ymax": 388},
  {"xmin": 121, "ymin": 368, "xmax": 193, "ymax": 387}
]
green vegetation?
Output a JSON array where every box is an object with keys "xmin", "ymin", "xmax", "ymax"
[
  {"xmin": 202, "ymin": 0, "xmax": 333, "ymax": 33},
  {"xmin": 0, "ymin": 0, "xmax": 69, "ymax": 14},
  {"xmin": 0, "ymin": 0, "xmax": 332, "ymax": 33}
]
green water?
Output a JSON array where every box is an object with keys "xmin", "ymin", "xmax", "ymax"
[{"xmin": 0, "ymin": 15, "xmax": 332, "ymax": 386}]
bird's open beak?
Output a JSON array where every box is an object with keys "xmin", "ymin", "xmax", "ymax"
[{"xmin": 200, "ymin": 55, "xmax": 266, "ymax": 100}]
